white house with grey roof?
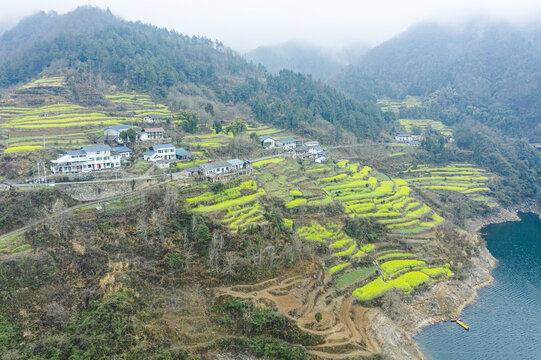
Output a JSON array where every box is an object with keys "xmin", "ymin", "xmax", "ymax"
[
  {"xmin": 102, "ymin": 125, "xmax": 131, "ymax": 144},
  {"xmin": 276, "ymin": 137, "xmax": 298, "ymax": 150},
  {"xmin": 104, "ymin": 125, "xmax": 131, "ymax": 137},
  {"xmin": 112, "ymin": 146, "xmax": 132, "ymax": 159},
  {"xmin": 190, "ymin": 159, "xmax": 253, "ymax": 182},
  {"xmin": 260, "ymin": 135, "xmax": 276, "ymax": 149},
  {"xmin": 50, "ymin": 145, "xmax": 121, "ymax": 174},
  {"xmin": 175, "ymin": 148, "xmax": 193, "ymax": 161},
  {"xmin": 143, "ymin": 144, "xmax": 176, "ymax": 162}
]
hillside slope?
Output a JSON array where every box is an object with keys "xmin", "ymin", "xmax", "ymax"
[
  {"xmin": 0, "ymin": 7, "xmax": 386, "ymax": 142},
  {"xmin": 330, "ymin": 21, "xmax": 541, "ymax": 141}
]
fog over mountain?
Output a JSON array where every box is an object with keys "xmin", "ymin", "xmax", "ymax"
[
  {"xmin": 3, "ymin": 0, "xmax": 541, "ymax": 52},
  {"xmin": 245, "ymin": 42, "xmax": 370, "ymax": 80}
]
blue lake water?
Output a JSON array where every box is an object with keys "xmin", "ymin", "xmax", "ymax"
[{"xmin": 416, "ymin": 212, "xmax": 541, "ymax": 360}]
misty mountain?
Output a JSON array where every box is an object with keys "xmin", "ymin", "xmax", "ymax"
[
  {"xmin": 0, "ymin": 6, "xmax": 385, "ymax": 141},
  {"xmin": 330, "ymin": 21, "xmax": 541, "ymax": 140},
  {"xmin": 246, "ymin": 42, "xmax": 369, "ymax": 80},
  {"xmin": 0, "ymin": 19, "xmax": 17, "ymax": 36}
]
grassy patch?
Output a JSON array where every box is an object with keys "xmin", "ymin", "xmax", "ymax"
[
  {"xmin": 4, "ymin": 145, "xmax": 43, "ymax": 153},
  {"xmin": 336, "ymin": 266, "xmax": 378, "ymax": 290},
  {"xmin": 328, "ymin": 263, "xmax": 351, "ymax": 274}
]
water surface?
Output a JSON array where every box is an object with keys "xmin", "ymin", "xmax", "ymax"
[{"xmin": 416, "ymin": 212, "xmax": 541, "ymax": 360}]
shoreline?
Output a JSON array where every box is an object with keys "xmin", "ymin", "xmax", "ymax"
[{"xmin": 410, "ymin": 202, "xmax": 540, "ymax": 360}]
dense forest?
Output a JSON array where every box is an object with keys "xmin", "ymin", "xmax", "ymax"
[{"xmin": 0, "ymin": 7, "xmax": 386, "ymax": 142}]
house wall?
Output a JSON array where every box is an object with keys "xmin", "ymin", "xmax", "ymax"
[{"xmin": 50, "ymin": 150, "xmax": 121, "ymax": 174}]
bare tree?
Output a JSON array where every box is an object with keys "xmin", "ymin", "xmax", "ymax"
[
  {"xmin": 47, "ymin": 199, "xmax": 72, "ymax": 240},
  {"xmin": 208, "ymin": 232, "xmax": 221, "ymax": 272},
  {"xmin": 150, "ymin": 209, "xmax": 165, "ymax": 241},
  {"xmin": 136, "ymin": 216, "xmax": 149, "ymax": 243}
]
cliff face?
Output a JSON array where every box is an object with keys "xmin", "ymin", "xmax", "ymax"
[{"xmin": 370, "ymin": 231, "xmax": 496, "ymax": 359}]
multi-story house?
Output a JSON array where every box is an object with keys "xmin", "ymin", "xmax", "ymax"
[
  {"xmin": 50, "ymin": 145, "xmax": 121, "ymax": 174},
  {"xmin": 143, "ymin": 144, "xmax": 176, "ymax": 162},
  {"xmin": 138, "ymin": 127, "xmax": 164, "ymax": 141}
]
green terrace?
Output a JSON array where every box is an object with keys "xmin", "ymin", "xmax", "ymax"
[
  {"xmin": 296, "ymin": 221, "xmax": 452, "ymax": 300},
  {"xmin": 21, "ymin": 76, "xmax": 66, "ymax": 89},
  {"xmin": 399, "ymin": 119, "xmax": 453, "ymax": 136},
  {"xmin": 105, "ymin": 93, "xmax": 171, "ymax": 117},
  {"xmin": 185, "ymin": 180, "xmax": 267, "ymax": 232},
  {"xmin": 401, "ymin": 163, "xmax": 492, "ymax": 195}
]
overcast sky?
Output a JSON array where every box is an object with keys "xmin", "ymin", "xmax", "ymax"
[{"xmin": 1, "ymin": 0, "xmax": 541, "ymax": 51}]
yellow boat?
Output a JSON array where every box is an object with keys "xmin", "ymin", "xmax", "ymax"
[{"xmin": 456, "ymin": 320, "xmax": 470, "ymax": 330}]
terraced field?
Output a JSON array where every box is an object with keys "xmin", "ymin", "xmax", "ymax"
[
  {"xmin": 246, "ymin": 124, "xmax": 284, "ymax": 137},
  {"xmin": 0, "ymin": 81, "xmax": 178, "ymax": 153},
  {"xmin": 213, "ymin": 159, "xmax": 457, "ymax": 358},
  {"xmin": 21, "ymin": 76, "xmax": 66, "ymax": 89},
  {"xmin": 311, "ymin": 161, "xmax": 443, "ymax": 234},
  {"xmin": 378, "ymin": 96, "xmax": 421, "ymax": 112},
  {"xmin": 296, "ymin": 221, "xmax": 452, "ymax": 301},
  {"xmin": 183, "ymin": 132, "xmax": 234, "ymax": 149},
  {"xmin": 399, "ymin": 118, "xmax": 453, "ymax": 136},
  {"xmin": 0, "ymin": 103, "xmax": 130, "ymax": 153},
  {"xmin": 183, "ymin": 125, "xmax": 288, "ymax": 150},
  {"xmin": 402, "ymin": 163, "xmax": 492, "ymax": 196},
  {"xmin": 105, "ymin": 93, "xmax": 171, "ymax": 118},
  {"xmin": 185, "ymin": 180, "xmax": 267, "ymax": 231},
  {"xmin": 0, "ymin": 231, "xmax": 30, "ymax": 256}
]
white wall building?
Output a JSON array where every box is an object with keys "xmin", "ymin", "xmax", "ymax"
[
  {"xmin": 50, "ymin": 145, "xmax": 121, "ymax": 174},
  {"xmin": 112, "ymin": 146, "xmax": 132, "ymax": 159},
  {"xmin": 138, "ymin": 127, "xmax": 165, "ymax": 141},
  {"xmin": 104, "ymin": 125, "xmax": 130, "ymax": 138},
  {"xmin": 304, "ymin": 140, "xmax": 319, "ymax": 147},
  {"xmin": 143, "ymin": 144, "xmax": 176, "ymax": 162},
  {"xmin": 395, "ymin": 134, "xmax": 415, "ymax": 142},
  {"xmin": 276, "ymin": 137, "xmax": 297, "ymax": 150},
  {"xmin": 260, "ymin": 135, "xmax": 276, "ymax": 149}
]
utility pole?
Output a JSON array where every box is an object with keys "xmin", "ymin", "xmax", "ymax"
[
  {"xmin": 42, "ymin": 162, "xmax": 47, "ymax": 186},
  {"xmin": 36, "ymin": 162, "xmax": 40, "ymax": 187}
]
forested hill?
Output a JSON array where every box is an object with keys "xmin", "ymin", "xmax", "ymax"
[
  {"xmin": 330, "ymin": 21, "xmax": 541, "ymax": 141},
  {"xmin": 0, "ymin": 6, "xmax": 386, "ymax": 141}
]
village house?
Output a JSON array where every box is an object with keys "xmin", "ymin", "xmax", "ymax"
[
  {"xmin": 50, "ymin": 145, "xmax": 121, "ymax": 174},
  {"xmin": 143, "ymin": 144, "xmax": 176, "ymax": 162},
  {"xmin": 293, "ymin": 146, "xmax": 311, "ymax": 158},
  {"xmin": 276, "ymin": 137, "xmax": 298, "ymax": 150},
  {"xmin": 260, "ymin": 135, "xmax": 276, "ymax": 149},
  {"xmin": 112, "ymin": 146, "xmax": 132, "ymax": 159},
  {"xmin": 315, "ymin": 156, "xmax": 326, "ymax": 164},
  {"xmin": 175, "ymin": 148, "xmax": 193, "ymax": 161},
  {"xmin": 198, "ymin": 161, "xmax": 232, "ymax": 177},
  {"xmin": 143, "ymin": 115, "xmax": 163, "ymax": 124},
  {"xmin": 395, "ymin": 134, "xmax": 413, "ymax": 142},
  {"xmin": 308, "ymin": 145, "xmax": 325, "ymax": 156},
  {"xmin": 138, "ymin": 127, "xmax": 164, "ymax": 141},
  {"xmin": 304, "ymin": 140, "xmax": 319, "ymax": 147},
  {"xmin": 99, "ymin": 125, "xmax": 132, "ymax": 144},
  {"xmin": 186, "ymin": 159, "xmax": 253, "ymax": 182},
  {"xmin": 104, "ymin": 125, "xmax": 131, "ymax": 138}
]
